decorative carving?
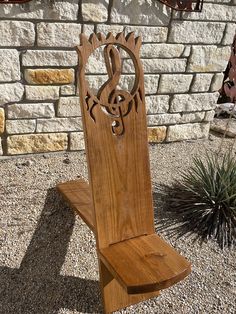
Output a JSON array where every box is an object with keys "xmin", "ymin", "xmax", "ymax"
[
  {"xmin": 77, "ymin": 32, "xmax": 144, "ymax": 136},
  {"xmin": 220, "ymin": 35, "xmax": 236, "ymax": 102},
  {"xmin": 158, "ymin": 0, "xmax": 203, "ymax": 11}
]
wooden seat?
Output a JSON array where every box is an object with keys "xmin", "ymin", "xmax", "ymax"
[
  {"xmin": 57, "ymin": 179, "xmax": 191, "ymax": 300},
  {"xmin": 57, "ymin": 32, "xmax": 191, "ymax": 313},
  {"xmin": 57, "ymin": 180, "xmax": 95, "ymax": 232},
  {"xmin": 100, "ymin": 234, "xmax": 190, "ymax": 294}
]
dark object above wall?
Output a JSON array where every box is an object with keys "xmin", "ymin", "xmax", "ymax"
[
  {"xmin": 0, "ymin": 0, "xmax": 32, "ymax": 3},
  {"xmin": 158, "ymin": 0, "xmax": 203, "ymax": 11},
  {"xmin": 0, "ymin": 0, "xmax": 203, "ymax": 12}
]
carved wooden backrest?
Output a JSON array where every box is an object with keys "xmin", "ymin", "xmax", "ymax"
[{"xmin": 77, "ymin": 33, "xmax": 155, "ymax": 248}]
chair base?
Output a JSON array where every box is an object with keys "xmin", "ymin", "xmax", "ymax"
[
  {"xmin": 100, "ymin": 260, "xmax": 160, "ymax": 313},
  {"xmin": 57, "ymin": 180, "xmax": 190, "ymax": 313}
]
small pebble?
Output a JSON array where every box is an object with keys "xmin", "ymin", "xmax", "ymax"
[{"xmin": 63, "ymin": 158, "xmax": 71, "ymax": 164}]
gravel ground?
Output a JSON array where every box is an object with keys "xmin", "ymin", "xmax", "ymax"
[{"xmin": 0, "ymin": 133, "xmax": 236, "ymax": 314}]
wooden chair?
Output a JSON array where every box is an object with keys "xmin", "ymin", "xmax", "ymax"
[{"xmin": 57, "ymin": 32, "xmax": 191, "ymax": 313}]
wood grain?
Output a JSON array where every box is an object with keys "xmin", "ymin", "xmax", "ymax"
[
  {"xmin": 100, "ymin": 234, "xmax": 191, "ymax": 294},
  {"xmin": 57, "ymin": 180, "xmax": 95, "ymax": 232},
  {"xmin": 77, "ymin": 32, "xmax": 154, "ymax": 249},
  {"xmin": 57, "ymin": 32, "xmax": 191, "ymax": 313},
  {"xmin": 99, "ymin": 260, "xmax": 160, "ymax": 313}
]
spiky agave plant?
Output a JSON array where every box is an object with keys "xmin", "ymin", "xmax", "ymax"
[{"xmin": 165, "ymin": 151, "xmax": 236, "ymax": 248}]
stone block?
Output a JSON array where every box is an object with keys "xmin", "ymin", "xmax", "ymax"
[
  {"xmin": 111, "ymin": 0, "xmax": 171, "ymax": 25},
  {"xmin": 86, "ymin": 74, "xmax": 160, "ymax": 95},
  {"xmin": 211, "ymin": 118, "xmax": 236, "ymax": 137},
  {"xmin": 6, "ymin": 119, "xmax": 36, "ymax": 134},
  {"xmin": 204, "ymin": 110, "xmax": 215, "ymax": 122},
  {"xmin": 25, "ymin": 86, "xmax": 60, "ymax": 101},
  {"xmin": 166, "ymin": 123, "xmax": 210, "ymax": 142},
  {"xmin": 124, "ymin": 26, "xmax": 168, "ymax": 43},
  {"xmin": 85, "ymin": 48, "xmax": 107, "ymax": 74},
  {"xmin": 0, "ymin": 83, "xmax": 24, "ymax": 106},
  {"xmin": 36, "ymin": 117, "xmax": 83, "ymax": 133},
  {"xmin": 117, "ymin": 75, "xmax": 160, "ymax": 95},
  {"xmin": 37, "ymin": 22, "xmax": 82, "ymax": 47},
  {"xmin": 148, "ymin": 113, "xmax": 181, "ymax": 126},
  {"xmin": 141, "ymin": 44, "xmax": 185, "ymax": 58},
  {"xmin": 169, "ymin": 21, "xmax": 225, "ymax": 44},
  {"xmin": 158, "ymin": 74, "xmax": 193, "ymax": 93},
  {"xmin": 61, "ymin": 85, "xmax": 76, "ymax": 96},
  {"xmin": 7, "ymin": 103, "xmax": 55, "ymax": 119},
  {"xmin": 83, "ymin": 24, "xmax": 95, "ymax": 36},
  {"xmin": 0, "ymin": 21, "xmax": 35, "ymax": 46},
  {"xmin": 0, "ymin": 50, "xmax": 20, "ymax": 82},
  {"xmin": 22, "ymin": 50, "xmax": 78, "ymax": 67},
  {"xmin": 181, "ymin": 112, "xmax": 205, "ymax": 123},
  {"xmin": 146, "ymin": 95, "xmax": 169, "ymax": 114},
  {"xmin": 144, "ymin": 75, "xmax": 160, "ymax": 94},
  {"xmin": 86, "ymin": 51, "xmax": 187, "ymax": 75},
  {"xmin": 82, "ymin": 0, "xmax": 109, "ymax": 22},
  {"xmin": 70, "ymin": 132, "xmax": 85, "ymax": 150},
  {"xmin": 182, "ymin": 4, "xmax": 236, "ymax": 22},
  {"xmin": 86, "ymin": 75, "xmax": 108, "ymax": 94},
  {"xmin": 7, "ymin": 133, "xmax": 68, "ymax": 155},
  {"xmin": 96, "ymin": 24, "xmax": 124, "ymax": 35},
  {"xmin": 0, "ymin": 108, "xmax": 5, "ymax": 134},
  {"xmin": 0, "ymin": 1, "xmax": 79, "ymax": 20},
  {"xmin": 25, "ymin": 69, "xmax": 75, "ymax": 85},
  {"xmin": 188, "ymin": 45, "xmax": 231, "ymax": 72},
  {"xmin": 222, "ymin": 23, "xmax": 236, "ymax": 45},
  {"xmin": 171, "ymin": 93, "xmax": 218, "ymax": 112},
  {"xmin": 57, "ymin": 97, "xmax": 81, "ymax": 117},
  {"xmin": 124, "ymin": 59, "xmax": 187, "ymax": 74},
  {"xmin": 148, "ymin": 126, "xmax": 166, "ymax": 143},
  {"xmin": 182, "ymin": 46, "xmax": 191, "ymax": 57},
  {"xmin": 211, "ymin": 73, "xmax": 224, "ymax": 92},
  {"xmin": 191, "ymin": 73, "xmax": 213, "ymax": 92}
]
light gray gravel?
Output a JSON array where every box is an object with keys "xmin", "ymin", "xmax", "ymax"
[{"xmin": 0, "ymin": 133, "xmax": 236, "ymax": 314}]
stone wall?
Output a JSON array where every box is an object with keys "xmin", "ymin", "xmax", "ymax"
[{"xmin": 0, "ymin": 0, "xmax": 234, "ymax": 156}]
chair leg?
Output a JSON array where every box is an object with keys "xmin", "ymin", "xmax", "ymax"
[{"xmin": 99, "ymin": 259, "xmax": 160, "ymax": 313}]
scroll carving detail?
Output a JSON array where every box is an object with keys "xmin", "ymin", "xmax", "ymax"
[{"xmin": 78, "ymin": 32, "xmax": 144, "ymax": 136}]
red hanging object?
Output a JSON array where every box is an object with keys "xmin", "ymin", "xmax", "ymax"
[
  {"xmin": 158, "ymin": 0, "xmax": 203, "ymax": 11},
  {"xmin": 219, "ymin": 35, "xmax": 236, "ymax": 103}
]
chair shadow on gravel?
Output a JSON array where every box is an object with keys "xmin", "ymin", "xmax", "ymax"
[{"xmin": 0, "ymin": 188, "xmax": 102, "ymax": 314}]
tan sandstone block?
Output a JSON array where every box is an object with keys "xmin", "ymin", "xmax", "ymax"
[
  {"xmin": 25, "ymin": 69, "xmax": 74, "ymax": 85},
  {"xmin": 7, "ymin": 133, "xmax": 68, "ymax": 155},
  {"xmin": 148, "ymin": 127, "xmax": 166, "ymax": 143},
  {"xmin": 0, "ymin": 108, "xmax": 5, "ymax": 134}
]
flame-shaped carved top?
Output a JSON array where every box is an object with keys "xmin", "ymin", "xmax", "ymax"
[
  {"xmin": 76, "ymin": 32, "xmax": 155, "ymax": 248},
  {"xmin": 77, "ymin": 32, "xmax": 144, "ymax": 136}
]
